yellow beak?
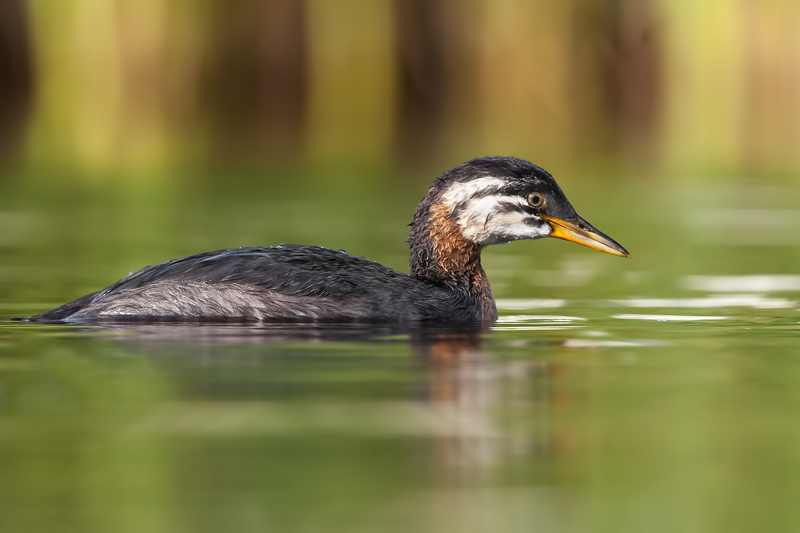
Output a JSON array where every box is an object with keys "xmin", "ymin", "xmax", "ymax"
[{"xmin": 541, "ymin": 215, "xmax": 630, "ymax": 258}]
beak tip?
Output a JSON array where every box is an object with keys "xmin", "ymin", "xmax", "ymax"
[{"xmin": 543, "ymin": 215, "xmax": 630, "ymax": 259}]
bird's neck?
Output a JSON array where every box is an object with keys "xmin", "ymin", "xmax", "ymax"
[{"xmin": 409, "ymin": 202, "xmax": 496, "ymax": 320}]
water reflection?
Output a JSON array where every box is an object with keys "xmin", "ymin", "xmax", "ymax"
[
  {"xmin": 494, "ymin": 314, "xmax": 585, "ymax": 332},
  {"xmin": 612, "ymin": 314, "xmax": 730, "ymax": 322},
  {"xmin": 78, "ymin": 321, "xmax": 422, "ymax": 345},
  {"xmin": 688, "ymin": 209, "xmax": 800, "ymax": 245},
  {"xmin": 494, "ymin": 299, "xmax": 567, "ymax": 310},
  {"xmin": 12, "ymin": 321, "xmax": 556, "ymax": 532},
  {"xmin": 414, "ymin": 330, "xmax": 540, "ymax": 473},
  {"xmin": 563, "ymin": 338, "xmax": 670, "ymax": 347},
  {"xmin": 613, "ymin": 295, "xmax": 796, "ymax": 309},
  {"xmin": 8, "ymin": 297, "xmax": 800, "ymax": 532},
  {"xmin": 684, "ymin": 275, "xmax": 800, "ymax": 292}
]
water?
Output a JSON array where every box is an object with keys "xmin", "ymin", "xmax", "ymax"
[{"xmin": 2, "ymin": 173, "xmax": 800, "ymax": 532}]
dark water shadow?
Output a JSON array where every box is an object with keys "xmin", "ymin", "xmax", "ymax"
[{"xmin": 44, "ymin": 319, "xmax": 491, "ymax": 347}]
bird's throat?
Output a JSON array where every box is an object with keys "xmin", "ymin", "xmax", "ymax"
[
  {"xmin": 426, "ymin": 203, "xmax": 482, "ymax": 278},
  {"xmin": 409, "ymin": 203, "xmax": 496, "ymax": 319}
]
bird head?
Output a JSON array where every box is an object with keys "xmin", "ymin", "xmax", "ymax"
[{"xmin": 420, "ymin": 156, "xmax": 630, "ymax": 257}]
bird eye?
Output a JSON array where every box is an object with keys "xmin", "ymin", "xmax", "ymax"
[{"xmin": 527, "ymin": 192, "xmax": 545, "ymax": 208}]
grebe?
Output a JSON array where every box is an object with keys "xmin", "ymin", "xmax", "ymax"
[{"xmin": 25, "ymin": 156, "xmax": 629, "ymax": 324}]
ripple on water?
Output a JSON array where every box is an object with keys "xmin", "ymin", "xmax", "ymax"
[
  {"xmin": 612, "ymin": 314, "xmax": 731, "ymax": 321},
  {"xmin": 496, "ymin": 315, "xmax": 586, "ymax": 323},
  {"xmin": 684, "ymin": 275, "xmax": 800, "ymax": 292},
  {"xmin": 563, "ymin": 339, "xmax": 670, "ymax": 348},
  {"xmin": 612, "ymin": 295, "xmax": 795, "ymax": 309},
  {"xmin": 495, "ymin": 299, "xmax": 567, "ymax": 310},
  {"xmin": 494, "ymin": 314, "xmax": 585, "ymax": 331}
]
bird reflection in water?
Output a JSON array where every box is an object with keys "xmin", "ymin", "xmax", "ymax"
[
  {"xmin": 62, "ymin": 321, "xmax": 562, "ymax": 531},
  {"xmin": 88, "ymin": 322, "xmax": 555, "ymax": 474}
]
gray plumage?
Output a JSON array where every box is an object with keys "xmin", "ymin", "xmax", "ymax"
[{"xmin": 28, "ymin": 245, "xmax": 482, "ymax": 323}]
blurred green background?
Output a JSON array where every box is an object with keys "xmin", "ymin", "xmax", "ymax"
[{"xmin": 2, "ymin": 0, "xmax": 799, "ymax": 180}]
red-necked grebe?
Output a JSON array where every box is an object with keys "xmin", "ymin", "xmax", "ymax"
[{"xmin": 25, "ymin": 156, "xmax": 629, "ymax": 323}]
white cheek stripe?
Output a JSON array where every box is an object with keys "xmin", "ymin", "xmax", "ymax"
[
  {"xmin": 440, "ymin": 177, "xmax": 509, "ymax": 208},
  {"xmin": 454, "ymin": 194, "xmax": 551, "ymax": 244},
  {"xmin": 458, "ymin": 195, "xmax": 528, "ymax": 225}
]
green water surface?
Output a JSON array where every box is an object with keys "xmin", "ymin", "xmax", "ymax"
[{"xmin": 1, "ymin": 170, "xmax": 800, "ymax": 533}]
